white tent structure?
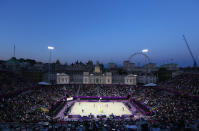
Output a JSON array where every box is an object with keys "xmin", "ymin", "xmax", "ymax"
[
  {"xmin": 38, "ymin": 82, "xmax": 50, "ymax": 85},
  {"xmin": 144, "ymin": 83, "xmax": 157, "ymax": 87},
  {"xmin": 125, "ymin": 125, "xmax": 137, "ymax": 130}
]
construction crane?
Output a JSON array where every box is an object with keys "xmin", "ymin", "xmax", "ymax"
[{"xmin": 182, "ymin": 35, "xmax": 198, "ymax": 68}]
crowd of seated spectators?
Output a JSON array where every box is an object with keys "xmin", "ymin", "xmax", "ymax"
[
  {"xmin": 161, "ymin": 73, "xmax": 199, "ymax": 96},
  {"xmin": 0, "ymin": 75, "xmax": 199, "ymax": 130},
  {"xmin": 70, "ymin": 84, "xmax": 135, "ymax": 97},
  {"xmin": 131, "ymin": 87, "xmax": 199, "ymax": 129},
  {"xmin": 99, "ymin": 85, "xmax": 119, "ymax": 96},
  {"xmin": 0, "ymin": 119, "xmax": 150, "ymax": 131},
  {"xmin": 78, "ymin": 85, "xmax": 98, "ymax": 96},
  {"xmin": 0, "ymin": 71, "xmax": 36, "ymax": 96},
  {"xmin": 0, "ymin": 86, "xmax": 66, "ymax": 122},
  {"xmin": 58, "ymin": 84, "xmax": 79, "ymax": 96}
]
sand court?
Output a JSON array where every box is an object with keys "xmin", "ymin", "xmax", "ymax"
[{"xmin": 69, "ymin": 102, "xmax": 132, "ymax": 117}]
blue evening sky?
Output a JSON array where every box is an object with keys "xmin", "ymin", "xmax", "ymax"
[{"xmin": 0, "ymin": 0, "xmax": 199, "ymax": 66}]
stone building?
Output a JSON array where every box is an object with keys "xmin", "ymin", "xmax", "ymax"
[
  {"xmin": 123, "ymin": 61, "xmax": 135, "ymax": 71},
  {"xmin": 56, "ymin": 73, "xmax": 70, "ymax": 84},
  {"xmin": 161, "ymin": 63, "xmax": 179, "ymax": 71},
  {"xmin": 108, "ymin": 63, "xmax": 117, "ymax": 69},
  {"xmin": 83, "ymin": 63, "xmax": 112, "ymax": 84},
  {"xmin": 83, "ymin": 72, "xmax": 112, "ymax": 84},
  {"xmin": 124, "ymin": 74, "xmax": 137, "ymax": 85},
  {"xmin": 137, "ymin": 75, "xmax": 157, "ymax": 84}
]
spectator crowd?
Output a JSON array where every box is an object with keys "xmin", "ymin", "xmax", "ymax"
[
  {"xmin": 161, "ymin": 73, "xmax": 199, "ymax": 96},
  {"xmin": 0, "ymin": 73, "xmax": 199, "ymax": 130}
]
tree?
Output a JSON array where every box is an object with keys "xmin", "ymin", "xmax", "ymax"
[
  {"xmin": 19, "ymin": 58, "xmax": 25, "ymax": 62},
  {"xmin": 11, "ymin": 57, "xmax": 16, "ymax": 60},
  {"xmin": 25, "ymin": 59, "xmax": 36, "ymax": 65},
  {"xmin": 56, "ymin": 59, "xmax": 61, "ymax": 65}
]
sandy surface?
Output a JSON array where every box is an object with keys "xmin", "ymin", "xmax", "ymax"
[{"xmin": 69, "ymin": 102, "xmax": 132, "ymax": 117}]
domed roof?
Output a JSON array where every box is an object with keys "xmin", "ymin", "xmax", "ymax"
[{"xmin": 6, "ymin": 57, "xmax": 20, "ymax": 65}]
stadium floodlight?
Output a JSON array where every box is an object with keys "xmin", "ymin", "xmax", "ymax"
[
  {"xmin": 142, "ymin": 49, "xmax": 148, "ymax": 53},
  {"xmin": 48, "ymin": 46, "xmax": 54, "ymax": 85},
  {"xmin": 48, "ymin": 46, "xmax": 54, "ymax": 50}
]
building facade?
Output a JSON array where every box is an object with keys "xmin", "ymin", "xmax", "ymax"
[
  {"xmin": 83, "ymin": 72, "xmax": 112, "ymax": 84},
  {"xmin": 124, "ymin": 74, "xmax": 137, "ymax": 85},
  {"xmin": 56, "ymin": 73, "xmax": 70, "ymax": 84},
  {"xmin": 42, "ymin": 62, "xmax": 160, "ymax": 85},
  {"xmin": 108, "ymin": 63, "xmax": 117, "ymax": 69},
  {"xmin": 137, "ymin": 75, "xmax": 157, "ymax": 84},
  {"xmin": 161, "ymin": 63, "xmax": 179, "ymax": 71}
]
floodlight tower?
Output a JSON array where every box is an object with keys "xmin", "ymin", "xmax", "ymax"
[
  {"xmin": 13, "ymin": 44, "xmax": 16, "ymax": 58},
  {"xmin": 142, "ymin": 49, "xmax": 149, "ymax": 72},
  {"xmin": 48, "ymin": 46, "xmax": 55, "ymax": 130},
  {"xmin": 182, "ymin": 35, "xmax": 197, "ymax": 68},
  {"xmin": 48, "ymin": 46, "xmax": 54, "ymax": 84}
]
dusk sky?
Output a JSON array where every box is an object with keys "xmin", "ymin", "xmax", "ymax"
[{"xmin": 0, "ymin": 0, "xmax": 199, "ymax": 67}]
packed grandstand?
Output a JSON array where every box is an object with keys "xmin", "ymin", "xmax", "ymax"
[{"xmin": 0, "ymin": 72, "xmax": 199, "ymax": 130}]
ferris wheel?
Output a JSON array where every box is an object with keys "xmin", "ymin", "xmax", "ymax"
[
  {"xmin": 128, "ymin": 52, "xmax": 150, "ymax": 64},
  {"xmin": 128, "ymin": 49, "xmax": 151, "ymax": 73}
]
